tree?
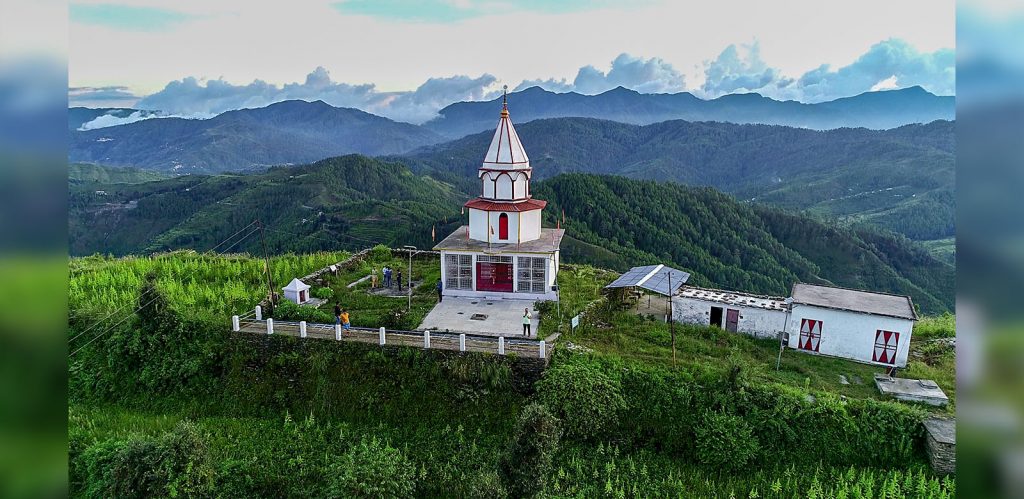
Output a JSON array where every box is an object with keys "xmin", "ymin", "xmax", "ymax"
[{"xmin": 499, "ymin": 403, "xmax": 563, "ymax": 499}]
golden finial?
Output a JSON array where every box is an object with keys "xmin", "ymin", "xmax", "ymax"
[{"xmin": 501, "ymin": 84, "xmax": 509, "ymax": 116}]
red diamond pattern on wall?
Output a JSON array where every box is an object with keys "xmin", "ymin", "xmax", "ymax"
[
  {"xmin": 798, "ymin": 318, "xmax": 821, "ymax": 352},
  {"xmin": 873, "ymin": 329, "xmax": 899, "ymax": 364}
]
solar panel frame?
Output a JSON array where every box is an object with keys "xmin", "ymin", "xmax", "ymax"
[{"xmin": 604, "ymin": 264, "xmax": 690, "ymax": 296}]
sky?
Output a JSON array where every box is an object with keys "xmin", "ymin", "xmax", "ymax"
[{"xmin": 68, "ymin": 0, "xmax": 955, "ymax": 124}]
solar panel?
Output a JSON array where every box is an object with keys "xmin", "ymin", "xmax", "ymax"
[{"xmin": 605, "ymin": 264, "xmax": 690, "ymax": 296}]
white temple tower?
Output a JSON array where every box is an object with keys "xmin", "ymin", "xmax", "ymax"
[{"xmin": 433, "ymin": 93, "xmax": 563, "ymax": 300}]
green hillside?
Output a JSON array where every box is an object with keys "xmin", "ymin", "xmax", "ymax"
[
  {"xmin": 69, "ymin": 163, "xmax": 168, "ymax": 185},
  {"xmin": 401, "ymin": 118, "xmax": 954, "ymax": 241},
  {"xmin": 70, "ymin": 156, "xmax": 952, "ymax": 313}
]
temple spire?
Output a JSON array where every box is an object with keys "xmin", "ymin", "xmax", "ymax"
[
  {"xmin": 481, "ymin": 85, "xmax": 529, "ymax": 170},
  {"xmin": 501, "ymin": 85, "xmax": 509, "ymax": 117}
]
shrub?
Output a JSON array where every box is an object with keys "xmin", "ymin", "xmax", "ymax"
[
  {"xmin": 694, "ymin": 410, "xmax": 759, "ymax": 470},
  {"xmin": 370, "ymin": 244, "xmax": 392, "ymax": 263},
  {"xmin": 274, "ymin": 299, "xmax": 334, "ymax": 324},
  {"xmin": 314, "ymin": 287, "xmax": 334, "ymax": 300},
  {"xmin": 328, "ymin": 436, "xmax": 415, "ymax": 498},
  {"xmin": 79, "ymin": 421, "xmax": 213, "ymax": 498},
  {"xmin": 500, "ymin": 403, "xmax": 563, "ymax": 498},
  {"xmin": 536, "ymin": 360, "xmax": 625, "ymax": 440}
]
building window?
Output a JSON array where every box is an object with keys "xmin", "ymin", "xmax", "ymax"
[
  {"xmin": 499, "ymin": 213, "xmax": 509, "ymax": 240},
  {"xmin": 445, "ymin": 254, "xmax": 473, "ymax": 290},
  {"xmin": 517, "ymin": 257, "xmax": 547, "ymax": 293},
  {"xmin": 873, "ymin": 330, "xmax": 899, "ymax": 364},
  {"xmin": 798, "ymin": 318, "xmax": 822, "ymax": 352}
]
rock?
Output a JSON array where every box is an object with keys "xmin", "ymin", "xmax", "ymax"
[{"xmin": 839, "ymin": 374, "xmax": 850, "ymax": 385}]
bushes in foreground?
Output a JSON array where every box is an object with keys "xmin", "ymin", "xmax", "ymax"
[{"xmin": 536, "ymin": 352, "xmax": 927, "ymax": 469}]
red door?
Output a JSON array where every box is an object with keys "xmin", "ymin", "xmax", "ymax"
[
  {"xmin": 299, "ymin": 290, "xmax": 306, "ymax": 302},
  {"xmin": 798, "ymin": 318, "xmax": 822, "ymax": 351},
  {"xmin": 498, "ymin": 213, "xmax": 509, "ymax": 240},
  {"xmin": 725, "ymin": 309, "xmax": 739, "ymax": 332},
  {"xmin": 476, "ymin": 262, "xmax": 513, "ymax": 292}
]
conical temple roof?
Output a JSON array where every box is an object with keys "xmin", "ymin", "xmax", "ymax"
[{"xmin": 481, "ymin": 96, "xmax": 529, "ymax": 170}]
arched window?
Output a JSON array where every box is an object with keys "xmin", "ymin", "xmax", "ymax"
[{"xmin": 498, "ymin": 213, "xmax": 509, "ymax": 240}]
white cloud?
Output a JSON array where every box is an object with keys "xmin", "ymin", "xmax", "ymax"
[
  {"xmin": 132, "ymin": 67, "xmax": 498, "ymax": 124},
  {"xmin": 699, "ymin": 39, "xmax": 954, "ymax": 102},
  {"xmin": 514, "ymin": 53, "xmax": 685, "ymax": 94}
]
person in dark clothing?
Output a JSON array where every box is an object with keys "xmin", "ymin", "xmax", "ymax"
[
  {"xmin": 436, "ymin": 281, "xmax": 443, "ymax": 302},
  {"xmin": 396, "ymin": 270, "xmax": 403, "ymax": 291},
  {"xmin": 333, "ymin": 304, "xmax": 342, "ymax": 325}
]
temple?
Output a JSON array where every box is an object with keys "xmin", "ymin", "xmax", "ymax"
[{"xmin": 433, "ymin": 92, "xmax": 563, "ymax": 301}]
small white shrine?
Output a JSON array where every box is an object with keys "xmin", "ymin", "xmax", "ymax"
[
  {"xmin": 434, "ymin": 93, "xmax": 563, "ymax": 301},
  {"xmin": 282, "ymin": 278, "xmax": 311, "ymax": 305}
]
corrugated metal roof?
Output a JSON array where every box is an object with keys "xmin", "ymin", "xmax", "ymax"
[
  {"xmin": 605, "ymin": 264, "xmax": 690, "ymax": 296},
  {"xmin": 678, "ymin": 286, "xmax": 788, "ymax": 311},
  {"xmin": 791, "ymin": 283, "xmax": 918, "ymax": 320}
]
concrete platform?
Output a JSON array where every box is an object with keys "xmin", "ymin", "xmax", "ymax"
[
  {"xmin": 875, "ymin": 375, "xmax": 949, "ymax": 406},
  {"xmin": 418, "ymin": 296, "xmax": 541, "ymax": 338}
]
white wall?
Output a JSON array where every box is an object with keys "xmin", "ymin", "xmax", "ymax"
[
  {"xmin": 479, "ymin": 170, "xmax": 530, "ymax": 200},
  {"xmin": 468, "ymin": 208, "xmax": 488, "ymax": 241},
  {"xmin": 672, "ymin": 296, "xmax": 788, "ymax": 339},
  {"xmin": 519, "ymin": 209, "xmax": 542, "ymax": 242},
  {"xmin": 786, "ymin": 304, "xmax": 914, "ymax": 367},
  {"xmin": 470, "ymin": 208, "xmax": 543, "ymax": 244}
]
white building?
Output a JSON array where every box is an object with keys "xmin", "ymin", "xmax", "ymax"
[
  {"xmin": 786, "ymin": 283, "xmax": 917, "ymax": 367},
  {"xmin": 282, "ymin": 278, "xmax": 311, "ymax": 305},
  {"xmin": 433, "ymin": 94, "xmax": 563, "ymax": 301},
  {"xmin": 672, "ymin": 286, "xmax": 789, "ymax": 339}
]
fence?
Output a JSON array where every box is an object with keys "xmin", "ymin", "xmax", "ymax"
[{"xmin": 233, "ymin": 311, "xmax": 549, "ymax": 359}]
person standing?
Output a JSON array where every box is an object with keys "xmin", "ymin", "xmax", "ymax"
[
  {"xmin": 396, "ymin": 269, "xmax": 403, "ymax": 292},
  {"xmin": 522, "ymin": 308, "xmax": 532, "ymax": 337},
  {"xmin": 436, "ymin": 280, "xmax": 443, "ymax": 302},
  {"xmin": 334, "ymin": 304, "xmax": 342, "ymax": 325},
  {"xmin": 384, "ymin": 266, "xmax": 392, "ymax": 288},
  {"xmin": 340, "ymin": 309, "xmax": 350, "ymax": 330},
  {"xmin": 370, "ymin": 268, "xmax": 378, "ymax": 289}
]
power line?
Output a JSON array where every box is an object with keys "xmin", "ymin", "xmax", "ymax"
[
  {"xmin": 67, "ymin": 220, "xmax": 259, "ymax": 346},
  {"xmin": 69, "ymin": 221, "xmax": 262, "ymax": 357}
]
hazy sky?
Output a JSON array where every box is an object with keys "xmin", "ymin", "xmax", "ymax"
[{"xmin": 68, "ymin": 0, "xmax": 955, "ymax": 123}]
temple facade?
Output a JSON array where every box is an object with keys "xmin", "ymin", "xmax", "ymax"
[{"xmin": 433, "ymin": 95, "xmax": 563, "ymax": 301}]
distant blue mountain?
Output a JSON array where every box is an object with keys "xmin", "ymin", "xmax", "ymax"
[{"xmin": 424, "ymin": 85, "xmax": 955, "ymax": 138}]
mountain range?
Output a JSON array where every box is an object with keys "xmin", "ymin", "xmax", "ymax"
[
  {"xmin": 399, "ymin": 117, "xmax": 954, "ymax": 241},
  {"xmin": 69, "ymin": 100, "xmax": 445, "ymax": 174},
  {"xmin": 424, "ymin": 85, "xmax": 955, "ymax": 138},
  {"xmin": 69, "ymin": 159, "xmax": 953, "ymax": 314}
]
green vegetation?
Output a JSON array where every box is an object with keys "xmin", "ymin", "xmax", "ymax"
[
  {"xmin": 69, "ymin": 163, "xmax": 168, "ymax": 185},
  {"xmin": 68, "ymin": 251, "xmax": 955, "ymax": 497},
  {"xmin": 404, "ymin": 117, "xmax": 954, "ymax": 241}
]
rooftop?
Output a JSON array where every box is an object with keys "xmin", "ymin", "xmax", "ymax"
[
  {"xmin": 481, "ymin": 98, "xmax": 529, "ymax": 170},
  {"xmin": 433, "ymin": 225, "xmax": 564, "ymax": 254},
  {"xmin": 791, "ymin": 283, "xmax": 917, "ymax": 320},
  {"xmin": 677, "ymin": 285, "xmax": 788, "ymax": 311}
]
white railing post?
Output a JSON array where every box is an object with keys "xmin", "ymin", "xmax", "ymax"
[
  {"xmin": 255, "ymin": 305, "xmax": 262, "ymax": 320},
  {"xmin": 379, "ymin": 327, "xmax": 386, "ymax": 345},
  {"xmin": 299, "ymin": 321, "xmax": 307, "ymax": 338},
  {"xmin": 539, "ymin": 340, "xmax": 546, "ymax": 359},
  {"xmin": 424, "ymin": 331, "xmax": 431, "ymax": 349},
  {"xmin": 335, "ymin": 324, "xmax": 342, "ymax": 341},
  {"xmin": 459, "ymin": 333, "xmax": 466, "ymax": 352},
  {"xmin": 232, "ymin": 315, "xmax": 240, "ymax": 332},
  {"xmin": 266, "ymin": 318, "xmax": 274, "ymax": 335},
  {"xmin": 498, "ymin": 336, "xmax": 505, "ymax": 355}
]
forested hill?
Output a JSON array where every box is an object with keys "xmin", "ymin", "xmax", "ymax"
[
  {"xmin": 69, "ymin": 155, "xmax": 465, "ymax": 256},
  {"xmin": 424, "ymin": 85, "xmax": 955, "ymax": 138},
  {"xmin": 69, "ymin": 100, "xmax": 445, "ymax": 174},
  {"xmin": 70, "ymin": 155, "xmax": 953, "ymax": 313},
  {"xmin": 536, "ymin": 174, "xmax": 953, "ymax": 314},
  {"xmin": 401, "ymin": 117, "xmax": 954, "ymax": 241}
]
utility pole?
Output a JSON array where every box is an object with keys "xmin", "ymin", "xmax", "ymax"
[
  {"xmin": 668, "ymin": 271, "xmax": 676, "ymax": 366},
  {"xmin": 403, "ymin": 245, "xmax": 417, "ymax": 312},
  {"xmin": 256, "ymin": 219, "xmax": 275, "ymax": 314}
]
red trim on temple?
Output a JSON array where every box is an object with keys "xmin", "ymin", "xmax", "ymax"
[{"xmin": 464, "ymin": 198, "xmax": 547, "ymax": 212}]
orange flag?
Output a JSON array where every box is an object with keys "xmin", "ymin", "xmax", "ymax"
[{"xmin": 431, "ymin": 224, "xmax": 436, "ymax": 242}]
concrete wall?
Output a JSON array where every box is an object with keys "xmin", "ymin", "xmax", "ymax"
[
  {"xmin": 468, "ymin": 208, "xmax": 542, "ymax": 243},
  {"xmin": 519, "ymin": 209, "xmax": 542, "ymax": 242},
  {"xmin": 672, "ymin": 296, "xmax": 788, "ymax": 339},
  {"xmin": 786, "ymin": 304, "xmax": 914, "ymax": 367},
  {"xmin": 480, "ymin": 171, "xmax": 529, "ymax": 201}
]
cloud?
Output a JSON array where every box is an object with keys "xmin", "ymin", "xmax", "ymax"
[
  {"xmin": 331, "ymin": 0, "xmax": 647, "ymax": 23},
  {"xmin": 133, "ymin": 67, "xmax": 497, "ymax": 124},
  {"xmin": 514, "ymin": 53, "xmax": 686, "ymax": 94},
  {"xmin": 68, "ymin": 86, "xmax": 141, "ymax": 107},
  {"xmin": 77, "ymin": 110, "xmax": 167, "ymax": 131},
  {"xmin": 700, "ymin": 39, "xmax": 954, "ymax": 102}
]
